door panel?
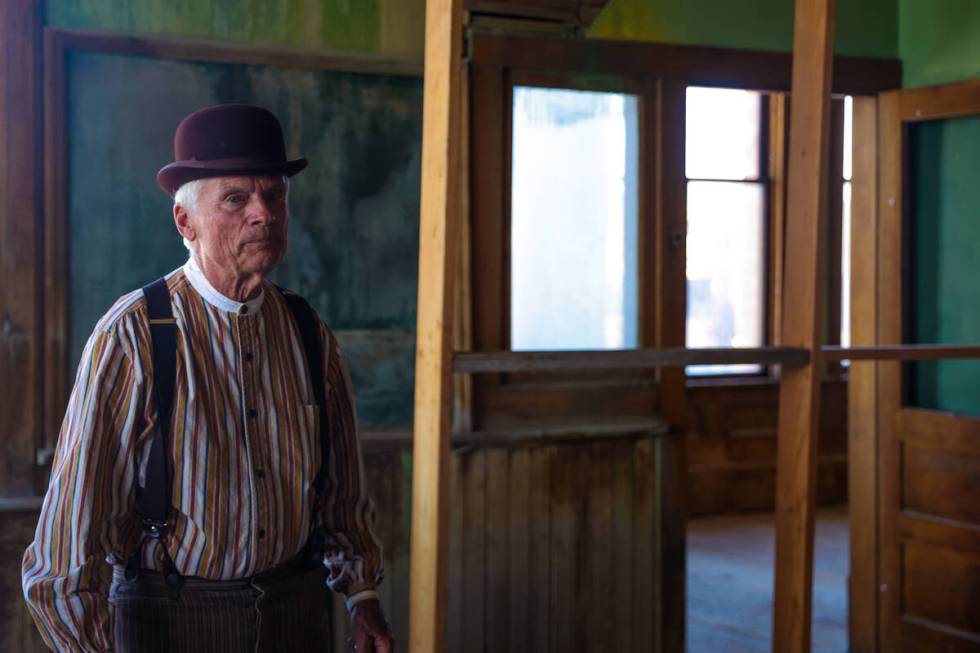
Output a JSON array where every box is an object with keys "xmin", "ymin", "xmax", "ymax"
[{"xmin": 877, "ymin": 80, "xmax": 980, "ymax": 652}]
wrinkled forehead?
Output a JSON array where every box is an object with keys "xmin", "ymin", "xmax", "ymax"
[{"xmin": 203, "ymin": 174, "xmax": 289, "ymax": 195}]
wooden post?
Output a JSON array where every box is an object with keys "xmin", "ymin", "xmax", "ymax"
[
  {"xmin": 846, "ymin": 96, "xmax": 880, "ymax": 653},
  {"xmin": 772, "ymin": 0, "xmax": 835, "ymax": 652},
  {"xmin": 408, "ymin": 0, "xmax": 464, "ymax": 651}
]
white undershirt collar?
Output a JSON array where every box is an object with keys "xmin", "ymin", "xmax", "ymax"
[{"xmin": 183, "ymin": 257, "xmax": 266, "ymax": 316}]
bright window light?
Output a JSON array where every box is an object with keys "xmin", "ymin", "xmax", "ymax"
[
  {"xmin": 685, "ymin": 87, "xmax": 766, "ymax": 375},
  {"xmin": 510, "ymin": 86, "xmax": 640, "ymax": 351}
]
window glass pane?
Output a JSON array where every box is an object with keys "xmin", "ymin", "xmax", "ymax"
[
  {"xmin": 843, "ymin": 96, "xmax": 853, "ymax": 181},
  {"xmin": 686, "ymin": 87, "xmax": 761, "ymax": 181},
  {"xmin": 686, "ymin": 181, "xmax": 765, "ymax": 375},
  {"xmin": 841, "ymin": 181, "xmax": 852, "ymax": 349},
  {"xmin": 510, "ymin": 86, "xmax": 639, "ymax": 351}
]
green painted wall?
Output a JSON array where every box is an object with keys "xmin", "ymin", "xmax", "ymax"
[
  {"xmin": 908, "ymin": 118, "xmax": 980, "ymax": 416},
  {"xmin": 590, "ymin": 0, "xmax": 898, "ymax": 58},
  {"xmin": 900, "ymin": 1, "xmax": 980, "ymax": 415},
  {"xmin": 45, "ymin": 0, "xmax": 425, "ymax": 54},
  {"xmin": 899, "ymin": 0, "xmax": 980, "ymax": 87}
]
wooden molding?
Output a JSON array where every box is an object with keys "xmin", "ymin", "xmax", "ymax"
[
  {"xmin": 455, "ymin": 347, "xmax": 810, "ymax": 372},
  {"xmin": 470, "ymin": 31, "xmax": 900, "ymax": 96}
]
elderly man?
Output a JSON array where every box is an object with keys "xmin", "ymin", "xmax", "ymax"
[{"xmin": 23, "ymin": 104, "xmax": 394, "ymax": 652}]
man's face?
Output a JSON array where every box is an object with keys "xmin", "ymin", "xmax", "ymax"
[{"xmin": 177, "ymin": 175, "xmax": 289, "ymax": 279}]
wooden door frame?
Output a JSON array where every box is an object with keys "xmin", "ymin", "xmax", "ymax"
[
  {"xmin": 877, "ymin": 78, "xmax": 980, "ymax": 652},
  {"xmin": 846, "ymin": 95, "xmax": 880, "ymax": 653}
]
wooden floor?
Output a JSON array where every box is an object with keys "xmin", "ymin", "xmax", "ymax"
[{"xmin": 687, "ymin": 506, "xmax": 849, "ymax": 653}]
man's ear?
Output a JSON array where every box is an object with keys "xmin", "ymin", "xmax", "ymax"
[{"xmin": 174, "ymin": 203, "xmax": 196, "ymax": 242}]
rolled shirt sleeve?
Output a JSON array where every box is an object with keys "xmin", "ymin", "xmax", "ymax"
[
  {"xmin": 316, "ymin": 328, "xmax": 385, "ymax": 609},
  {"xmin": 22, "ymin": 318, "xmax": 146, "ymax": 652}
]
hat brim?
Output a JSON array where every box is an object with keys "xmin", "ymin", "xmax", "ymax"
[{"xmin": 157, "ymin": 157, "xmax": 308, "ymax": 195}]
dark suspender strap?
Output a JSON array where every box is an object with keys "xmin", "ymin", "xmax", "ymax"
[
  {"xmin": 278, "ymin": 287, "xmax": 331, "ymax": 502},
  {"xmin": 127, "ymin": 277, "xmax": 180, "ymax": 587}
]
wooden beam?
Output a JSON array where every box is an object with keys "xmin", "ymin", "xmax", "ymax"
[
  {"xmin": 772, "ymin": 0, "xmax": 835, "ymax": 651},
  {"xmin": 0, "ymin": 0, "xmax": 42, "ymax": 497},
  {"xmin": 408, "ymin": 0, "xmax": 464, "ymax": 651},
  {"xmin": 822, "ymin": 344, "xmax": 980, "ymax": 362},
  {"xmin": 454, "ymin": 347, "xmax": 811, "ymax": 373},
  {"xmin": 846, "ymin": 95, "xmax": 880, "ymax": 653},
  {"xmin": 469, "ymin": 32, "xmax": 900, "ymax": 96}
]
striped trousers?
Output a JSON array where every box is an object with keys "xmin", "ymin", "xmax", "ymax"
[{"xmin": 109, "ymin": 560, "xmax": 333, "ymax": 652}]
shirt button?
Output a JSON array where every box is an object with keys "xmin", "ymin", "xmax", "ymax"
[
  {"xmin": 244, "ymin": 352, "xmax": 253, "ymax": 363},
  {"xmin": 240, "ymin": 305, "xmax": 249, "ymax": 315},
  {"xmin": 247, "ymin": 408, "xmax": 257, "ymax": 418},
  {"xmin": 258, "ymin": 529, "xmax": 267, "ymax": 539},
  {"xmin": 255, "ymin": 468, "xmax": 265, "ymax": 479}
]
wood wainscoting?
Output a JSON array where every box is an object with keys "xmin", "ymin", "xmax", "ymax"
[
  {"xmin": 357, "ymin": 425, "xmax": 682, "ymax": 653},
  {"xmin": 0, "ymin": 503, "xmax": 48, "ymax": 653},
  {"xmin": 686, "ymin": 379, "xmax": 848, "ymax": 516}
]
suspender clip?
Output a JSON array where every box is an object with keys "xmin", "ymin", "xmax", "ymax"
[{"xmin": 141, "ymin": 518, "xmax": 168, "ymax": 537}]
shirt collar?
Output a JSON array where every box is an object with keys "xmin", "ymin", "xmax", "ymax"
[{"xmin": 183, "ymin": 256, "xmax": 266, "ymax": 316}]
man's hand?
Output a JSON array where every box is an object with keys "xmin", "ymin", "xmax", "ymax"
[{"xmin": 350, "ymin": 598, "xmax": 394, "ymax": 652}]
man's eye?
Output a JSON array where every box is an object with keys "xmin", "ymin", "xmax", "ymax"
[{"xmin": 225, "ymin": 194, "xmax": 246, "ymax": 204}]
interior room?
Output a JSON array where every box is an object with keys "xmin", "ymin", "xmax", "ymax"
[{"xmin": 1, "ymin": 1, "xmax": 978, "ymax": 652}]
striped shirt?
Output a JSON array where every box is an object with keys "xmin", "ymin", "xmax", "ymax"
[{"xmin": 22, "ymin": 259, "xmax": 384, "ymax": 652}]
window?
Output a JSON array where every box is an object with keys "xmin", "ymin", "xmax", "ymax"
[
  {"xmin": 685, "ymin": 87, "xmax": 767, "ymax": 375},
  {"xmin": 510, "ymin": 86, "xmax": 640, "ymax": 351},
  {"xmin": 840, "ymin": 96, "xmax": 854, "ymax": 350}
]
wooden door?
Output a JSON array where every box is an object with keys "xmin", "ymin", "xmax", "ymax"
[{"xmin": 877, "ymin": 80, "xmax": 980, "ymax": 652}]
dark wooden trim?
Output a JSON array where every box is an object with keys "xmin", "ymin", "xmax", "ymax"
[
  {"xmin": 654, "ymin": 78, "xmax": 688, "ymax": 653},
  {"xmin": 0, "ymin": 0, "xmax": 44, "ymax": 498},
  {"xmin": 508, "ymin": 69, "xmax": 646, "ymax": 94},
  {"xmin": 469, "ymin": 63, "xmax": 507, "ymax": 416},
  {"xmin": 822, "ymin": 344, "xmax": 980, "ymax": 362},
  {"xmin": 455, "ymin": 346, "xmax": 810, "ymax": 372},
  {"xmin": 876, "ymin": 88, "xmax": 904, "ymax": 653},
  {"xmin": 47, "ymin": 27, "xmax": 423, "ymax": 76},
  {"xmin": 43, "ymin": 28, "xmax": 69, "ymax": 460},
  {"xmin": 827, "ymin": 99, "xmax": 845, "ymax": 348},
  {"xmin": 470, "ymin": 31, "xmax": 901, "ymax": 96},
  {"xmin": 768, "ymin": 93, "xmax": 789, "ymax": 348}
]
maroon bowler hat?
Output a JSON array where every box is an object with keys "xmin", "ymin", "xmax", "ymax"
[{"xmin": 156, "ymin": 104, "xmax": 307, "ymax": 194}]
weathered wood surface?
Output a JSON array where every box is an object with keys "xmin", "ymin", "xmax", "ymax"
[
  {"xmin": 0, "ymin": 509, "xmax": 48, "ymax": 653},
  {"xmin": 344, "ymin": 432, "xmax": 682, "ymax": 652},
  {"xmin": 687, "ymin": 381, "xmax": 848, "ymax": 516},
  {"xmin": 408, "ymin": 0, "xmax": 464, "ymax": 648},
  {"xmin": 0, "ymin": 0, "xmax": 42, "ymax": 498},
  {"xmin": 773, "ymin": 0, "xmax": 835, "ymax": 651}
]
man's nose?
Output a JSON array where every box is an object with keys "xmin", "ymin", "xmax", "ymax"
[{"xmin": 246, "ymin": 195, "xmax": 275, "ymax": 225}]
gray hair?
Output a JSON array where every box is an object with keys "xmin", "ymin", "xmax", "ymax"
[{"xmin": 174, "ymin": 179, "xmax": 208, "ymax": 254}]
